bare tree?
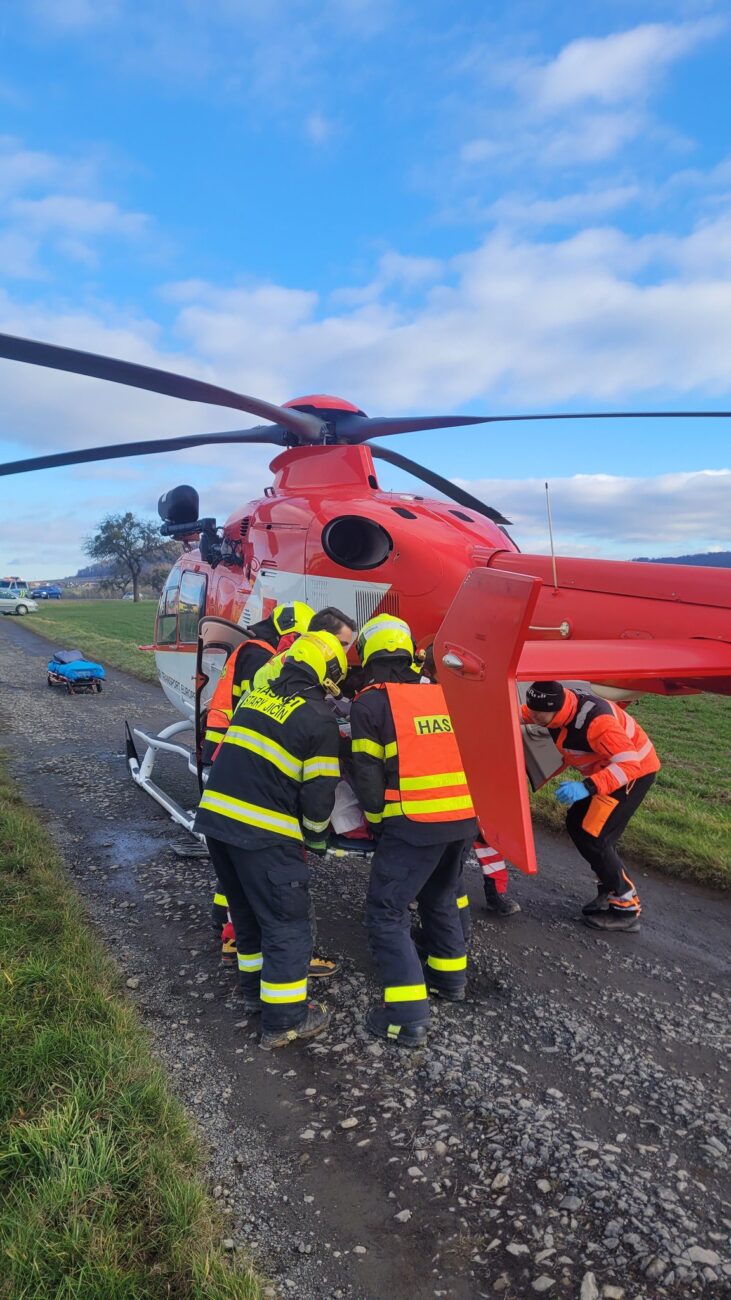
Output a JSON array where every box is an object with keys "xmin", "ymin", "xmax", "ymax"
[{"xmin": 85, "ymin": 513, "xmax": 173, "ymax": 603}]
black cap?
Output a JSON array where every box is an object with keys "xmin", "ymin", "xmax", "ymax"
[{"xmin": 526, "ymin": 680, "xmax": 565, "ymax": 713}]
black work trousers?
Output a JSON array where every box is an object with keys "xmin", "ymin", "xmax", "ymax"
[
  {"xmin": 456, "ymin": 863, "xmax": 472, "ymax": 942},
  {"xmin": 206, "ymin": 837, "xmax": 313, "ymax": 1031},
  {"xmin": 366, "ymin": 830, "xmax": 470, "ymax": 1025},
  {"xmin": 565, "ymin": 773, "xmax": 656, "ymax": 902}
]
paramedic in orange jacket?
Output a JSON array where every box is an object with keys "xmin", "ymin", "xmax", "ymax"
[
  {"xmin": 523, "ymin": 681, "xmax": 660, "ymax": 932},
  {"xmin": 350, "ymin": 616, "xmax": 478, "ymax": 1048}
]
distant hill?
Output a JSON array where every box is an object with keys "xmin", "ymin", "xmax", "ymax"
[{"xmin": 634, "ymin": 551, "xmax": 731, "ymax": 568}]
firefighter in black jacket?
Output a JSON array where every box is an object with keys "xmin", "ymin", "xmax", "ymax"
[
  {"xmin": 193, "ymin": 630, "xmax": 346, "ymax": 1050},
  {"xmin": 350, "ymin": 615, "xmax": 478, "ymax": 1048}
]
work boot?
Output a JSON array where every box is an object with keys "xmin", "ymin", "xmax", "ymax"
[
  {"xmin": 583, "ymin": 911, "xmax": 641, "ymax": 933},
  {"xmin": 581, "ymin": 887, "xmax": 611, "ymax": 915},
  {"xmin": 483, "ymin": 877, "xmax": 521, "ymax": 916},
  {"xmin": 259, "ymin": 1002, "xmax": 331, "ymax": 1051},
  {"xmin": 365, "ymin": 1005, "xmax": 429, "ymax": 1049},
  {"xmin": 220, "ymin": 921, "xmax": 237, "ymax": 964},
  {"xmin": 237, "ymin": 975, "xmax": 261, "ymax": 1014},
  {"xmin": 308, "ymin": 953, "xmax": 339, "ymax": 980},
  {"xmin": 427, "ymin": 983, "xmax": 466, "ymax": 1003}
]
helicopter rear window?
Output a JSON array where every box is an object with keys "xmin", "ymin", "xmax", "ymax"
[{"xmin": 178, "ymin": 572, "xmax": 207, "ymax": 644}]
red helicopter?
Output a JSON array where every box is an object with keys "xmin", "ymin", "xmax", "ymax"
[{"xmin": 1, "ymin": 330, "xmax": 730, "ymax": 873}]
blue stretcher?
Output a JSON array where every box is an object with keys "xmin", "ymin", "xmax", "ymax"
[{"xmin": 47, "ymin": 648, "xmax": 106, "ymax": 694}]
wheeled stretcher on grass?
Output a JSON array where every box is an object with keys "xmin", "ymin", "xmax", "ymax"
[{"xmin": 47, "ymin": 648, "xmax": 106, "ymax": 695}]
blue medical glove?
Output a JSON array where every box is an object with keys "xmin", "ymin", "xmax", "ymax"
[{"xmin": 555, "ymin": 780, "xmax": 589, "ymax": 806}]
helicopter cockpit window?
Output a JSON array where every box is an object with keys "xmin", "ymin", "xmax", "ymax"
[
  {"xmin": 155, "ymin": 567, "xmax": 181, "ymax": 646},
  {"xmin": 178, "ymin": 571, "xmax": 207, "ymax": 644}
]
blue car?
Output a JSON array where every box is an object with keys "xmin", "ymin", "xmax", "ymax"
[{"xmin": 34, "ymin": 585, "xmax": 63, "ymax": 599}]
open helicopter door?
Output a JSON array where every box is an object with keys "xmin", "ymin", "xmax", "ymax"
[
  {"xmin": 125, "ymin": 616, "xmax": 251, "ymax": 837},
  {"xmin": 435, "ymin": 568, "xmax": 548, "ymax": 875},
  {"xmin": 194, "ymin": 616, "xmax": 252, "ymax": 785}
]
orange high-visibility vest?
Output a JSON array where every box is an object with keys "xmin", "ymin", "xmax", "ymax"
[
  {"xmin": 205, "ymin": 639, "xmax": 275, "ymax": 739},
  {"xmin": 383, "ymin": 683, "xmax": 475, "ymax": 824}
]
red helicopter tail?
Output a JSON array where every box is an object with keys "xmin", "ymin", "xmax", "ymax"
[{"xmin": 436, "ymin": 567, "xmax": 731, "ymax": 876}]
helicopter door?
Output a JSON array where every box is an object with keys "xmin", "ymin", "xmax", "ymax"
[
  {"xmin": 435, "ymin": 567, "xmax": 544, "ymax": 875},
  {"xmin": 194, "ymin": 617, "xmax": 252, "ymax": 786}
]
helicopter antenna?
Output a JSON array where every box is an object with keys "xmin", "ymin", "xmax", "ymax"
[{"xmin": 545, "ymin": 481, "xmax": 558, "ymax": 590}]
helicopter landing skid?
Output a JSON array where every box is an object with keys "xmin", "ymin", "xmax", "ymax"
[{"xmin": 124, "ymin": 720, "xmax": 204, "ymax": 839}]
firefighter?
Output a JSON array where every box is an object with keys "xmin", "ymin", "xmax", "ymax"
[
  {"xmin": 207, "ymin": 605, "xmax": 353, "ymax": 978},
  {"xmin": 420, "ymin": 645, "xmax": 520, "ymax": 922},
  {"xmin": 523, "ymin": 681, "xmax": 661, "ymax": 932},
  {"xmin": 203, "ymin": 601, "xmax": 313, "ymax": 958},
  {"xmin": 193, "ymin": 630, "xmax": 346, "ymax": 1049},
  {"xmin": 350, "ymin": 615, "xmax": 478, "ymax": 1048}
]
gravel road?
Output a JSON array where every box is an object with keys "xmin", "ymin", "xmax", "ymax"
[{"xmin": 1, "ymin": 616, "xmax": 729, "ymax": 1300}]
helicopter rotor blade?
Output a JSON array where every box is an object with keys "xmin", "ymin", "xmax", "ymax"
[
  {"xmin": 337, "ymin": 413, "xmax": 496, "ymax": 441},
  {"xmin": 0, "ymin": 332, "xmax": 325, "ymax": 442},
  {"xmin": 369, "ymin": 444, "xmax": 511, "ymax": 526},
  {"xmin": 0, "ymin": 425, "xmax": 289, "ymax": 478},
  {"xmin": 338, "ymin": 409, "xmax": 731, "ymax": 441}
]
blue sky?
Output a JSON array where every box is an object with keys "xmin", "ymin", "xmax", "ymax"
[{"xmin": 1, "ymin": 0, "xmax": 730, "ymax": 576}]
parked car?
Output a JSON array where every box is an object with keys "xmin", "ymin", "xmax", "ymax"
[
  {"xmin": 33, "ymin": 585, "xmax": 63, "ymax": 599},
  {"xmin": 0, "ymin": 592, "xmax": 38, "ymax": 615}
]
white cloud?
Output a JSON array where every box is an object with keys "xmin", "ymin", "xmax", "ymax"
[
  {"xmin": 11, "ymin": 196, "xmax": 148, "ymax": 239},
  {"xmin": 454, "ymin": 21, "xmax": 720, "ymax": 177},
  {"xmin": 485, "ymin": 185, "xmax": 639, "ymax": 228},
  {"xmin": 455, "ymin": 469, "xmax": 731, "ymax": 558},
  {"xmin": 522, "ymin": 22, "xmax": 717, "ymax": 112},
  {"xmin": 0, "ymin": 138, "xmax": 153, "ymax": 280}
]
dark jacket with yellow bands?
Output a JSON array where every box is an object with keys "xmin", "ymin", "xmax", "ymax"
[
  {"xmin": 194, "ymin": 662, "xmax": 340, "ymax": 850},
  {"xmin": 350, "ymin": 673, "xmax": 477, "ymax": 846}
]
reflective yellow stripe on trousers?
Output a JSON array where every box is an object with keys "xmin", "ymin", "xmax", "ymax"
[
  {"xmin": 426, "ymin": 954, "xmax": 467, "ymax": 972},
  {"xmin": 384, "ymin": 983, "xmax": 427, "ymax": 1003},
  {"xmin": 260, "ymin": 978, "xmax": 308, "ymax": 1004},
  {"xmin": 237, "ymin": 951, "xmax": 263, "ymax": 972}
]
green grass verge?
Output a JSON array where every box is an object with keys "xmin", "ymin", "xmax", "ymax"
[
  {"xmin": 0, "ymin": 764, "xmax": 264, "ymax": 1299},
  {"xmin": 14, "ymin": 600, "xmax": 159, "ymax": 682},
  {"xmin": 531, "ymin": 693, "xmax": 731, "ymax": 889}
]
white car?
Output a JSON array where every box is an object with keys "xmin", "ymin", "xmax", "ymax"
[{"xmin": 0, "ymin": 591, "xmax": 38, "ymax": 615}]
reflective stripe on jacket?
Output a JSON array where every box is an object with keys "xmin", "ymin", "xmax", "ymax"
[
  {"xmin": 521, "ymin": 688, "xmax": 660, "ymax": 796},
  {"xmin": 194, "ymin": 668, "xmax": 340, "ymax": 849},
  {"xmin": 351, "ymin": 682, "xmax": 475, "ymax": 827}
]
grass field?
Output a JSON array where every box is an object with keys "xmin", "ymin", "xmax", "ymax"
[
  {"xmin": 5, "ymin": 600, "xmax": 730, "ymax": 886},
  {"xmin": 18, "ymin": 598, "xmax": 158, "ymax": 682},
  {"xmin": 0, "ymin": 762, "xmax": 263, "ymax": 1300}
]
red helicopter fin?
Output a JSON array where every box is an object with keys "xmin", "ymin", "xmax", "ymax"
[{"xmin": 435, "ymin": 568, "xmax": 542, "ymax": 875}]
